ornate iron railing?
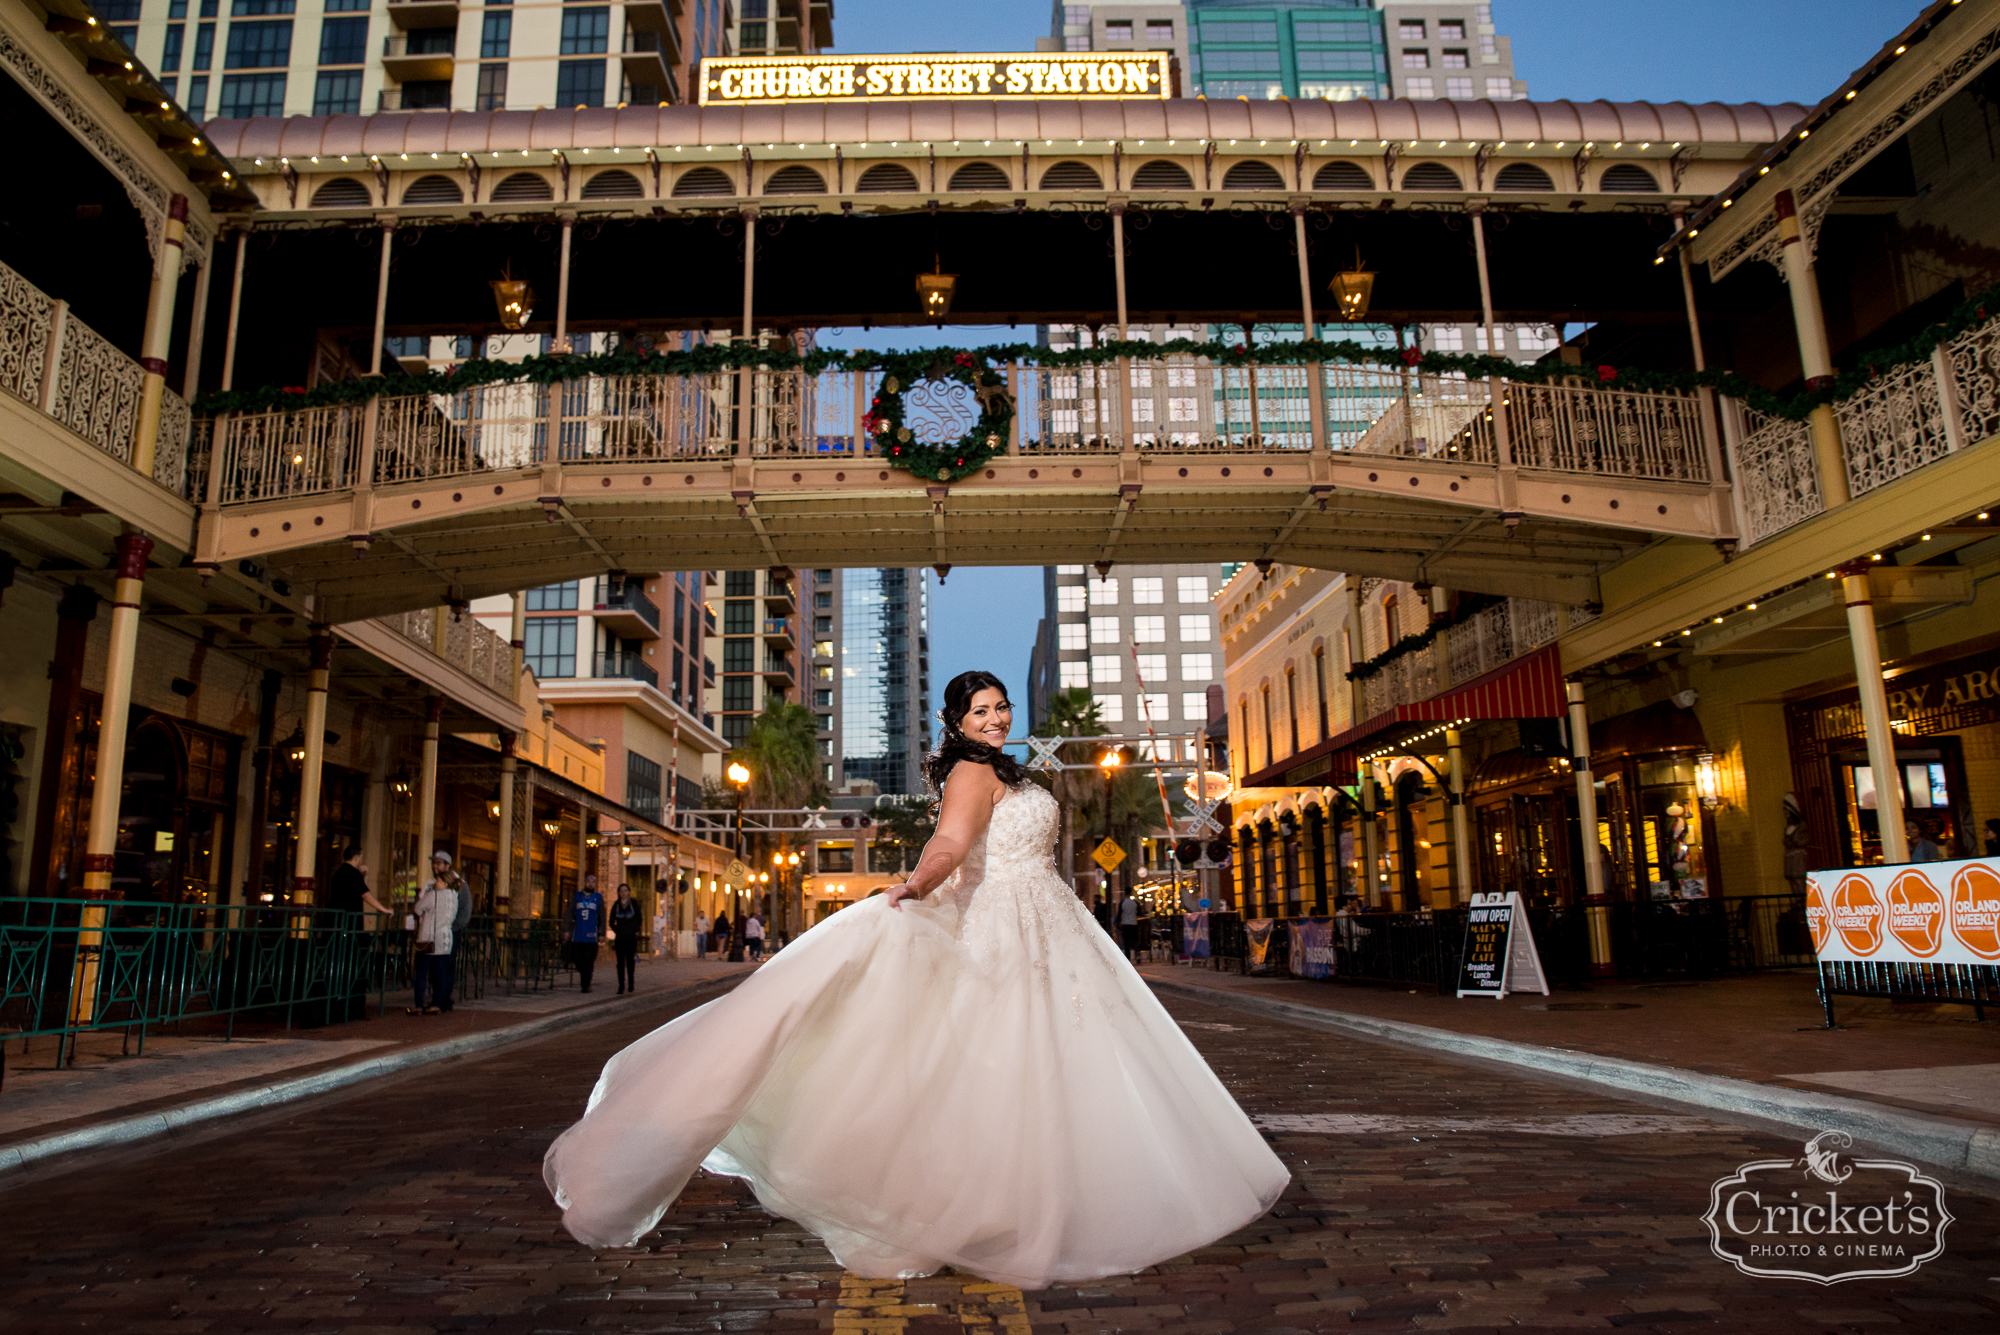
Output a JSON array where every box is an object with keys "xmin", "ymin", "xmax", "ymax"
[{"xmin": 379, "ymin": 608, "xmax": 517, "ymax": 697}]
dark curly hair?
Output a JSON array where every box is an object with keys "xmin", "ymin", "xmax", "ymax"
[{"xmin": 923, "ymin": 670, "xmax": 1030, "ymax": 793}]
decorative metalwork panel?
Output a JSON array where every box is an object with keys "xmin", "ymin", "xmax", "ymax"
[
  {"xmin": 1836, "ymin": 354, "xmax": 1954, "ymax": 498},
  {"xmin": 217, "ymin": 404, "xmax": 363, "ymax": 502},
  {"xmin": 1511, "ymin": 598, "xmax": 1561, "ymax": 652},
  {"xmin": 902, "ymin": 377, "xmax": 979, "ymax": 444},
  {"xmin": 1947, "ymin": 319, "xmax": 2000, "ymax": 447},
  {"xmin": 1448, "ymin": 601, "xmax": 1514, "ymax": 687},
  {"xmin": 1733, "ymin": 406, "xmax": 1823, "ymax": 544},
  {"xmin": 0, "ymin": 258, "xmax": 53, "ymax": 406},
  {"xmin": 51, "ymin": 312, "xmax": 142, "ymax": 465},
  {"xmin": 154, "ymin": 386, "xmax": 191, "ymax": 495},
  {"xmin": 1509, "ymin": 383, "xmax": 1707, "ymax": 481}
]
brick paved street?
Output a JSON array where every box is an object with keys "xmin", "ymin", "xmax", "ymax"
[{"xmin": 0, "ymin": 979, "xmax": 1995, "ymax": 1333}]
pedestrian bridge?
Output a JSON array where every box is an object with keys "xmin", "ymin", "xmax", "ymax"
[{"xmin": 189, "ymin": 357, "xmax": 1735, "ymax": 621}]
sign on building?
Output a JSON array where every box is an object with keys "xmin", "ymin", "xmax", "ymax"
[
  {"xmin": 698, "ymin": 53, "xmax": 1172, "ymax": 106},
  {"xmin": 1455, "ymin": 891, "xmax": 1549, "ymax": 998}
]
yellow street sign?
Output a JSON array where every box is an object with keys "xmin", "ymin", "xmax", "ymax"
[
  {"xmin": 1092, "ymin": 838, "xmax": 1126, "ymax": 872},
  {"xmin": 724, "ymin": 859, "xmax": 750, "ymax": 889}
]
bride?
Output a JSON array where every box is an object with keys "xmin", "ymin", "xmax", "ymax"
[{"xmin": 544, "ymin": 670, "xmax": 1288, "ymax": 1290}]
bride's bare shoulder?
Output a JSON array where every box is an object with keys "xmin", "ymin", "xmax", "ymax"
[{"xmin": 942, "ymin": 759, "xmax": 1007, "ymax": 798}]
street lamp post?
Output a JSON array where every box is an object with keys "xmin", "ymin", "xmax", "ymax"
[
  {"xmin": 727, "ymin": 760, "xmax": 750, "ymax": 962},
  {"xmin": 1099, "ymin": 749, "xmax": 1122, "ymax": 907}
]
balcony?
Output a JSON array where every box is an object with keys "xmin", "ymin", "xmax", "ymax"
[
  {"xmin": 595, "ymin": 653, "xmax": 659, "ymax": 688},
  {"xmin": 621, "ymin": 0, "xmax": 683, "ymax": 34},
  {"xmin": 1357, "ymin": 597, "xmax": 1578, "ymax": 719},
  {"xmin": 761, "ymin": 617, "xmax": 795, "ymax": 649},
  {"xmin": 387, "ymin": 0, "xmax": 459, "ymax": 30},
  {"xmin": 761, "ymin": 655, "xmax": 795, "ymax": 685},
  {"xmin": 620, "ymin": 29, "xmax": 680, "ymax": 99},
  {"xmin": 762, "ymin": 576, "xmax": 796, "ymax": 615},
  {"xmin": 380, "ymin": 608, "xmax": 518, "ymax": 700},
  {"xmin": 592, "ymin": 577, "xmax": 660, "ymax": 639},
  {"xmin": 382, "ymin": 30, "xmax": 455, "ymax": 82}
]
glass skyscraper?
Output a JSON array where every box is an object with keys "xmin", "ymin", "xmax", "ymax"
[{"xmin": 834, "ymin": 568, "xmax": 931, "ymax": 797}]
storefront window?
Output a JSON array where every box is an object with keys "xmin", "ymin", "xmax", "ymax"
[{"xmin": 1636, "ymin": 757, "xmax": 1707, "ymax": 899}]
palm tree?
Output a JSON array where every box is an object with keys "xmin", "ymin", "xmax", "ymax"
[
  {"xmin": 728, "ymin": 701, "xmax": 826, "ymax": 940},
  {"xmin": 1032, "ymin": 688, "xmax": 1107, "ymax": 887}
]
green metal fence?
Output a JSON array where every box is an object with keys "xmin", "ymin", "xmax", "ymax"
[{"xmin": 0, "ymin": 899, "xmax": 572, "ymax": 1077}]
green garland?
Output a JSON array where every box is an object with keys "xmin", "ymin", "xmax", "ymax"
[
  {"xmin": 194, "ymin": 278, "xmax": 2000, "ymax": 436},
  {"xmin": 863, "ymin": 351, "xmax": 1013, "ymax": 483},
  {"xmin": 1345, "ymin": 592, "xmax": 1502, "ymax": 682}
]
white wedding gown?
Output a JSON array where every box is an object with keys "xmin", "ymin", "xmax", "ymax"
[{"xmin": 543, "ymin": 783, "xmax": 1289, "ymax": 1289}]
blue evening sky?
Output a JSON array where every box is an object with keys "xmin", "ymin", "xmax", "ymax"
[{"xmin": 816, "ymin": 1, "xmax": 1918, "ymax": 719}]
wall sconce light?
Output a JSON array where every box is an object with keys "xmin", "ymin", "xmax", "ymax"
[
  {"xmin": 586, "ymin": 834, "xmax": 600, "ymax": 848},
  {"xmin": 542, "ymin": 819, "xmax": 560, "ymax": 836},
  {"xmin": 1694, "ymin": 752, "xmax": 1724, "ymax": 809}
]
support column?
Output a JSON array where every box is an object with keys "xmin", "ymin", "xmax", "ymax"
[
  {"xmin": 495, "ymin": 729, "xmax": 517, "ymax": 914},
  {"xmin": 131, "ymin": 197, "xmax": 189, "ymax": 479},
  {"xmin": 29, "ymin": 586, "xmax": 97, "ymax": 897},
  {"xmin": 180, "ymin": 248, "xmax": 213, "ymax": 401},
  {"xmin": 509, "ymin": 591, "xmax": 526, "ymax": 691},
  {"xmin": 1446, "ymin": 728, "xmax": 1473, "ymax": 904},
  {"xmin": 417, "ymin": 696, "xmax": 442, "ymax": 865},
  {"xmin": 220, "ymin": 230, "xmax": 247, "ymax": 391},
  {"xmin": 740, "ymin": 206, "xmax": 758, "ymax": 338},
  {"xmin": 71, "ymin": 535, "xmax": 152, "ymax": 1026},
  {"xmin": 1567, "ymin": 680, "xmax": 1613, "ymax": 976},
  {"xmin": 1235, "ymin": 824, "xmax": 1254, "ymax": 914},
  {"xmin": 1110, "ymin": 203, "xmax": 1129, "ymax": 339},
  {"xmin": 1344, "ymin": 582, "xmax": 1365, "ymax": 726},
  {"xmin": 368, "ymin": 216, "xmax": 395, "ymax": 377},
  {"xmin": 1291, "ymin": 203, "xmax": 1315, "ymax": 334},
  {"xmin": 1774, "ymin": 189, "xmax": 1849, "ymax": 507},
  {"xmin": 1468, "ymin": 202, "xmax": 1517, "ymax": 485},
  {"xmin": 554, "ymin": 209, "xmax": 577, "ymax": 352},
  {"xmin": 291, "ymin": 627, "xmax": 334, "ymax": 908},
  {"xmin": 1842, "ymin": 565, "xmax": 1908, "ymax": 864},
  {"xmin": 1360, "ymin": 764, "xmax": 1382, "ymax": 908}
]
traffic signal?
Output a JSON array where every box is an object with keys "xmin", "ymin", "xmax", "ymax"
[
  {"xmin": 1204, "ymin": 839, "xmax": 1232, "ymax": 866},
  {"xmin": 1175, "ymin": 839, "xmax": 1203, "ymax": 866}
]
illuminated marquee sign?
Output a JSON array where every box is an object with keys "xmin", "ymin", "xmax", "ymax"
[{"xmin": 698, "ymin": 53, "xmax": 1172, "ymax": 106}]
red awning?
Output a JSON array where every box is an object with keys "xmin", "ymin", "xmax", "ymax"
[{"xmin": 1245, "ymin": 644, "xmax": 1567, "ymax": 787}]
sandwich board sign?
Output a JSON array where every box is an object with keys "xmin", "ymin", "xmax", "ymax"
[{"xmin": 1456, "ymin": 891, "xmax": 1550, "ymax": 999}]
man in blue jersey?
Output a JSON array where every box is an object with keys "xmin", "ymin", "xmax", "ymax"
[{"xmin": 569, "ymin": 875, "xmax": 605, "ymax": 993}]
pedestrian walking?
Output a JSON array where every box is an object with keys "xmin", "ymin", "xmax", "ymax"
[
  {"xmin": 1116, "ymin": 890, "xmax": 1142, "ymax": 962},
  {"xmin": 407, "ymin": 862, "xmax": 457, "ymax": 1015},
  {"xmin": 610, "ymin": 882, "xmax": 643, "ymax": 994},
  {"xmin": 713, "ymin": 911, "xmax": 731, "ymax": 959},
  {"xmin": 327, "ymin": 845, "xmax": 392, "ymax": 1021},
  {"xmin": 744, "ymin": 912, "xmax": 765, "ymax": 961},
  {"xmin": 693, "ymin": 910, "xmax": 711, "ymax": 960},
  {"xmin": 570, "ymin": 875, "xmax": 605, "ymax": 994}
]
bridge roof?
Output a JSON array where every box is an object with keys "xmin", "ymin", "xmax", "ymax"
[{"xmin": 199, "ymin": 97, "xmax": 1806, "ymax": 163}]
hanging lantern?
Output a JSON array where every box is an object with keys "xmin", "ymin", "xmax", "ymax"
[
  {"xmin": 915, "ymin": 255, "xmax": 957, "ymax": 326},
  {"xmin": 491, "ymin": 269, "xmax": 536, "ymax": 331},
  {"xmin": 1328, "ymin": 247, "xmax": 1376, "ymax": 322}
]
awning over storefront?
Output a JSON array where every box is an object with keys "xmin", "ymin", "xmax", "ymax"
[
  {"xmin": 439, "ymin": 758, "xmax": 671, "ymax": 842},
  {"xmin": 1248, "ymin": 644, "xmax": 1568, "ymax": 788}
]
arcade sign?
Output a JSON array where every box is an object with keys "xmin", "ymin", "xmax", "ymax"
[{"xmin": 698, "ymin": 53, "xmax": 1172, "ymax": 106}]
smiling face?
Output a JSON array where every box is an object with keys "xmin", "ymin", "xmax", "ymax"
[{"xmin": 959, "ymin": 687, "xmax": 1013, "ymax": 748}]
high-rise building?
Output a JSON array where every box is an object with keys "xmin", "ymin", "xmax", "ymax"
[
  {"xmin": 711, "ymin": 566, "xmax": 801, "ymax": 747},
  {"xmin": 1026, "ymin": 562, "xmax": 1226, "ymax": 750},
  {"xmin": 804, "ymin": 567, "xmax": 931, "ymax": 798},
  {"xmin": 1046, "ymin": 0, "xmax": 1522, "ymax": 105},
  {"xmin": 728, "ymin": 0, "xmax": 831, "ymax": 59},
  {"xmin": 112, "ymin": 0, "xmax": 734, "ymax": 124}
]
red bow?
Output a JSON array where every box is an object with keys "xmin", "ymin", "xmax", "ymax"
[{"xmin": 1597, "ymin": 365, "xmax": 1618, "ymax": 382}]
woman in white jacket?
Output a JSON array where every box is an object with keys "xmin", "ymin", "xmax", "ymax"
[{"xmin": 409, "ymin": 859, "xmax": 457, "ymax": 1015}]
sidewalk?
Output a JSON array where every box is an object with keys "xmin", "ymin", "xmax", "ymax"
[
  {"xmin": 0, "ymin": 955, "xmax": 753, "ymax": 1171},
  {"xmin": 1140, "ymin": 963, "xmax": 2000, "ymax": 1181}
]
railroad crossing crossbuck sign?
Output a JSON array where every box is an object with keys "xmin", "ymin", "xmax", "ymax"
[{"xmin": 1092, "ymin": 839, "xmax": 1127, "ymax": 872}]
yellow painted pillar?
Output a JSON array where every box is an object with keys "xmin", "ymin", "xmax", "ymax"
[
  {"xmin": 1774, "ymin": 189, "xmax": 1849, "ymax": 507},
  {"xmin": 495, "ymin": 728, "xmax": 517, "ymax": 914},
  {"xmin": 131, "ymin": 196, "xmax": 189, "ymax": 479},
  {"xmin": 417, "ymin": 696, "xmax": 443, "ymax": 866},
  {"xmin": 1360, "ymin": 763, "xmax": 1382, "ymax": 908},
  {"xmin": 1841, "ymin": 565, "xmax": 1908, "ymax": 864},
  {"xmin": 71, "ymin": 533, "xmax": 153, "ymax": 1026},
  {"xmin": 291, "ymin": 626, "xmax": 334, "ymax": 908},
  {"xmin": 1568, "ymin": 680, "xmax": 1612, "ymax": 975},
  {"xmin": 1446, "ymin": 727, "xmax": 1473, "ymax": 904}
]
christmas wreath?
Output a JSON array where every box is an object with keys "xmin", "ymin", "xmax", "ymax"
[{"xmin": 863, "ymin": 350, "xmax": 1014, "ymax": 483}]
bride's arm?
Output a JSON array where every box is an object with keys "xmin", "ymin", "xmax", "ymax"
[{"xmin": 882, "ymin": 763, "xmax": 1004, "ymax": 911}]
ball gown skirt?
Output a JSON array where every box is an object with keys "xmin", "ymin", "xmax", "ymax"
[{"xmin": 543, "ymin": 784, "xmax": 1289, "ymax": 1291}]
